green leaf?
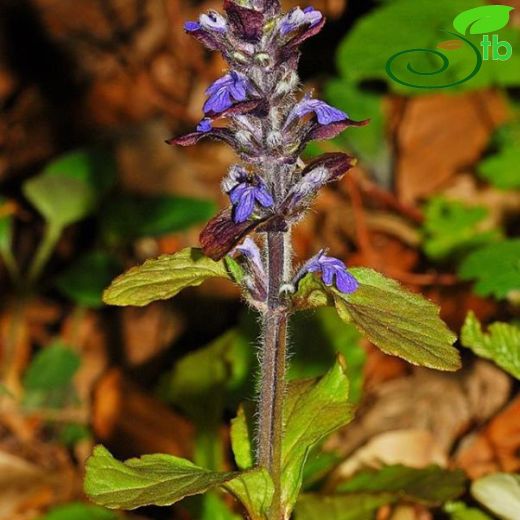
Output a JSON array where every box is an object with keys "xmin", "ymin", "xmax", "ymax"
[
  {"xmin": 84, "ymin": 445, "xmax": 273, "ymax": 519},
  {"xmin": 40, "ymin": 502, "xmax": 116, "ymax": 520},
  {"xmin": 461, "ymin": 312, "xmax": 520, "ymax": 379},
  {"xmin": 290, "ymin": 308, "xmax": 365, "ymax": 404},
  {"xmin": 103, "ymin": 247, "xmax": 231, "ymax": 306},
  {"xmin": 23, "ymin": 149, "xmax": 115, "ymax": 231},
  {"xmin": 335, "ymin": 268, "xmax": 460, "ymax": 370},
  {"xmin": 160, "ymin": 329, "xmax": 252, "ymax": 470},
  {"xmin": 282, "ymin": 359, "xmax": 354, "ymax": 514},
  {"xmin": 55, "ymin": 252, "xmax": 121, "ymax": 308},
  {"xmin": 225, "ymin": 468, "xmax": 274, "ymax": 520},
  {"xmin": 422, "ymin": 197, "xmax": 501, "ymax": 261},
  {"xmin": 41, "ymin": 148, "xmax": 116, "ymax": 195},
  {"xmin": 478, "ymin": 145, "xmax": 520, "ymax": 190},
  {"xmin": 294, "ymin": 268, "xmax": 460, "ymax": 371},
  {"xmin": 191, "ymin": 492, "xmax": 242, "ymax": 520},
  {"xmin": 230, "ymin": 404, "xmax": 255, "ymax": 470},
  {"xmin": 302, "ymin": 450, "xmax": 341, "ymax": 489},
  {"xmin": 324, "ymin": 81, "xmax": 390, "ymax": 181},
  {"xmin": 225, "ymin": 256, "xmax": 246, "ymax": 284},
  {"xmin": 59, "ymin": 423, "xmax": 91, "ymax": 446},
  {"xmin": 295, "ymin": 493, "xmax": 391, "ymax": 520},
  {"xmin": 23, "ymin": 343, "xmax": 80, "ymax": 409},
  {"xmin": 471, "ymin": 473, "xmax": 520, "ymax": 520},
  {"xmin": 0, "ymin": 197, "xmax": 13, "ymax": 256},
  {"xmin": 445, "ymin": 501, "xmax": 493, "ymax": 520},
  {"xmin": 161, "ymin": 329, "xmax": 252, "ymax": 418},
  {"xmin": 296, "ymin": 465, "xmax": 466, "ymax": 520},
  {"xmin": 458, "ymin": 240, "xmax": 520, "ymax": 299},
  {"xmin": 335, "ymin": 0, "xmax": 520, "ymax": 94},
  {"xmin": 453, "ymin": 5, "xmax": 513, "ymax": 35},
  {"xmin": 101, "ymin": 194, "xmax": 215, "ymax": 244},
  {"xmin": 337, "ymin": 464, "xmax": 466, "ymax": 505},
  {"xmin": 24, "ymin": 343, "xmax": 80, "ymax": 391},
  {"xmin": 293, "ymin": 274, "xmax": 333, "ymax": 310}
]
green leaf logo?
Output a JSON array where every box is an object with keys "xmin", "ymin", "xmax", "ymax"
[{"xmin": 453, "ymin": 5, "xmax": 514, "ymax": 35}]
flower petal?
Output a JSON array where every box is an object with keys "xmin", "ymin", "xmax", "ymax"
[
  {"xmin": 321, "ymin": 265, "xmax": 335, "ymax": 286},
  {"xmin": 234, "ymin": 189, "xmax": 256, "ymax": 223},
  {"xmin": 335, "ymin": 269, "xmax": 359, "ymax": 294},
  {"xmin": 254, "ymin": 185, "xmax": 274, "ymax": 207}
]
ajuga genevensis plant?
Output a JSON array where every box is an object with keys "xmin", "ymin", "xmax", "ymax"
[{"xmin": 84, "ymin": 1, "xmax": 461, "ymax": 519}]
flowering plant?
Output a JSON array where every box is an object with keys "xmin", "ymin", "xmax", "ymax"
[{"xmin": 84, "ymin": 1, "xmax": 460, "ymax": 519}]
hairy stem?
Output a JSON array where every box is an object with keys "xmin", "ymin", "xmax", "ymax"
[{"xmin": 258, "ymin": 231, "xmax": 289, "ymax": 519}]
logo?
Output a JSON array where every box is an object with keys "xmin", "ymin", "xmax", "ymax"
[{"xmin": 385, "ymin": 5, "xmax": 514, "ymax": 89}]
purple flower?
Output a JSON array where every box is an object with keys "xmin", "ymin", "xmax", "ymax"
[
  {"xmin": 279, "ymin": 6, "xmax": 323, "ymax": 35},
  {"xmin": 235, "ymin": 237, "xmax": 267, "ymax": 301},
  {"xmin": 236, "ymin": 237, "xmax": 263, "ymax": 273},
  {"xmin": 184, "ymin": 21, "xmax": 201, "ymax": 32},
  {"xmin": 197, "ymin": 118, "xmax": 213, "ymax": 132},
  {"xmin": 287, "ymin": 97, "xmax": 348, "ymax": 126},
  {"xmin": 203, "ymin": 71, "xmax": 251, "ymax": 115},
  {"xmin": 229, "ymin": 177, "xmax": 274, "ymax": 223},
  {"xmin": 304, "ymin": 251, "xmax": 358, "ymax": 294},
  {"xmin": 200, "ymin": 11, "xmax": 228, "ymax": 33}
]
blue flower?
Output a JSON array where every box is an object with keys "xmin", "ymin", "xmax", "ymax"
[
  {"xmin": 305, "ymin": 251, "xmax": 358, "ymax": 294},
  {"xmin": 279, "ymin": 6, "xmax": 323, "ymax": 35},
  {"xmin": 197, "ymin": 118, "xmax": 213, "ymax": 132},
  {"xmin": 184, "ymin": 21, "xmax": 201, "ymax": 32},
  {"xmin": 203, "ymin": 71, "xmax": 251, "ymax": 115},
  {"xmin": 229, "ymin": 177, "xmax": 274, "ymax": 223},
  {"xmin": 287, "ymin": 97, "xmax": 348, "ymax": 126},
  {"xmin": 200, "ymin": 11, "xmax": 228, "ymax": 33}
]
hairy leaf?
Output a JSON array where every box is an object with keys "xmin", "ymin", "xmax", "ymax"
[
  {"xmin": 103, "ymin": 248, "xmax": 231, "ymax": 306},
  {"xmin": 225, "ymin": 469, "xmax": 274, "ymax": 520},
  {"xmin": 337, "ymin": 268, "xmax": 459, "ymax": 370},
  {"xmin": 55, "ymin": 252, "xmax": 121, "ymax": 308},
  {"xmin": 458, "ymin": 240, "xmax": 520, "ymax": 299},
  {"xmin": 453, "ymin": 5, "xmax": 513, "ymax": 35},
  {"xmin": 85, "ymin": 445, "xmax": 273, "ymax": 519},
  {"xmin": 461, "ymin": 312, "xmax": 520, "ymax": 379},
  {"xmin": 282, "ymin": 359, "xmax": 354, "ymax": 514},
  {"xmin": 471, "ymin": 473, "xmax": 520, "ymax": 520},
  {"xmin": 293, "ymin": 270, "xmax": 460, "ymax": 370}
]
